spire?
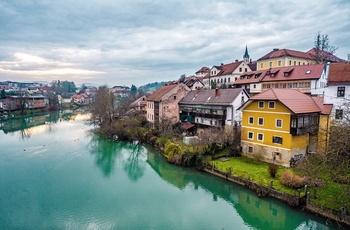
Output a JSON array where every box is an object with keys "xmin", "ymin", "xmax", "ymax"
[{"xmin": 243, "ymin": 45, "xmax": 249, "ymax": 63}]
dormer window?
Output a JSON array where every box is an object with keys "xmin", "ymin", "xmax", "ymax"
[
  {"xmin": 255, "ymin": 73, "xmax": 261, "ymax": 78},
  {"xmin": 247, "ymin": 74, "xmax": 253, "ymax": 79},
  {"xmin": 271, "ymin": 73, "xmax": 275, "ymax": 78},
  {"xmin": 284, "ymin": 72, "xmax": 290, "ymax": 77}
]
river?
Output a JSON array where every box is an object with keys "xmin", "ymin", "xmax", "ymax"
[{"xmin": 0, "ymin": 111, "xmax": 337, "ymax": 229}]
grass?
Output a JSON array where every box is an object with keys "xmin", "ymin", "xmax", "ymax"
[{"xmin": 204, "ymin": 153, "xmax": 350, "ymax": 211}]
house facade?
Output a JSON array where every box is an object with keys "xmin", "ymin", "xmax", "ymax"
[
  {"xmin": 146, "ymin": 83, "xmax": 191, "ymax": 126},
  {"xmin": 179, "ymin": 88, "xmax": 249, "ymax": 129},
  {"xmin": 241, "ymin": 89, "xmax": 322, "ymax": 167},
  {"xmin": 257, "ymin": 48, "xmax": 316, "ymax": 71},
  {"xmin": 324, "ymin": 62, "xmax": 350, "ymax": 124}
]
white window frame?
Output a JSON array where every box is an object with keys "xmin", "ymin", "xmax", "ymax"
[
  {"xmin": 257, "ymin": 133, "xmax": 264, "ymax": 141},
  {"xmin": 248, "ymin": 116, "xmax": 254, "ymax": 124},
  {"xmin": 258, "ymin": 117, "xmax": 264, "ymax": 126},
  {"xmin": 248, "ymin": 131, "xmax": 254, "ymax": 140},
  {"xmin": 268, "ymin": 101, "xmax": 275, "ymax": 109},
  {"xmin": 276, "ymin": 119, "xmax": 282, "ymax": 128},
  {"xmin": 258, "ymin": 101, "xmax": 264, "ymax": 108}
]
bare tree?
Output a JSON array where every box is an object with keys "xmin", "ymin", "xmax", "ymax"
[
  {"xmin": 90, "ymin": 85, "xmax": 116, "ymax": 126},
  {"xmin": 313, "ymin": 32, "xmax": 338, "ymax": 63}
]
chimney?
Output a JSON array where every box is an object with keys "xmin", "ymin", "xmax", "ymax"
[
  {"xmin": 235, "ymin": 59, "xmax": 238, "ymax": 62},
  {"xmin": 221, "ymin": 63, "xmax": 224, "ymax": 65},
  {"xmin": 196, "ymin": 88, "xmax": 200, "ymax": 94},
  {"xmin": 215, "ymin": 88, "xmax": 220, "ymax": 97},
  {"xmin": 348, "ymin": 54, "xmax": 350, "ymax": 62},
  {"xmin": 273, "ymin": 48, "xmax": 279, "ymax": 51}
]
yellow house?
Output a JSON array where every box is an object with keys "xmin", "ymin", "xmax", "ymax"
[
  {"xmin": 241, "ymin": 88, "xmax": 322, "ymax": 167},
  {"xmin": 257, "ymin": 48, "xmax": 315, "ymax": 71}
]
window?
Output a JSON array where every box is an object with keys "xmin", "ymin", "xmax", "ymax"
[
  {"xmin": 268, "ymin": 101, "xmax": 275, "ymax": 109},
  {"xmin": 239, "ymin": 67, "xmax": 242, "ymax": 72},
  {"xmin": 276, "ymin": 119, "xmax": 282, "ymax": 127},
  {"xmin": 269, "ymin": 62, "xmax": 272, "ymax": 67},
  {"xmin": 337, "ymin": 87, "xmax": 345, "ymax": 97},
  {"xmin": 248, "ymin": 116, "xmax": 254, "ymax": 124},
  {"xmin": 258, "ymin": 133, "xmax": 263, "ymax": 141},
  {"xmin": 294, "ymin": 61, "xmax": 296, "ymax": 66},
  {"xmin": 258, "ymin": 117, "xmax": 264, "ymax": 126},
  {"xmin": 284, "ymin": 72, "xmax": 290, "ymax": 77},
  {"xmin": 248, "ymin": 146, "xmax": 253, "ymax": 153},
  {"xmin": 272, "ymin": 136, "xmax": 283, "ymax": 144},
  {"xmin": 261, "ymin": 63, "xmax": 263, "ymax": 68},
  {"xmin": 289, "ymin": 60, "xmax": 292, "ymax": 65},
  {"xmin": 258, "ymin": 101, "xmax": 264, "ymax": 108},
  {"xmin": 278, "ymin": 60, "xmax": 281, "ymax": 66},
  {"xmin": 335, "ymin": 109, "xmax": 343, "ymax": 119},
  {"xmin": 253, "ymin": 84, "xmax": 256, "ymax": 89},
  {"xmin": 245, "ymin": 68, "xmax": 247, "ymax": 72},
  {"xmin": 174, "ymin": 96, "xmax": 176, "ymax": 100},
  {"xmin": 248, "ymin": 132, "xmax": 253, "ymax": 139},
  {"xmin": 228, "ymin": 77, "xmax": 231, "ymax": 82}
]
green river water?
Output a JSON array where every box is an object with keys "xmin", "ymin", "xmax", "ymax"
[{"xmin": 0, "ymin": 111, "xmax": 338, "ymax": 229}]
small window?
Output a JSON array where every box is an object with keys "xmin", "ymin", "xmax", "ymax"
[
  {"xmin": 268, "ymin": 101, "xmax": 275, "ymax": 109},
  {"xmin": 248, "ymin": 146, "xmax": 253, "ymax": 153},
  {"xmin": 276, "ymin": 119, "xmax": 282, "ymax": 127},
  {"xmin": 269, "ymin": 62, "xmax": 272, "ymax": 67},
  {"xmin": 245, "ymin": 68, "xmax": 247, "ymax": 72},
  {"xmin": 335, "ymin": 109, "xmax": 343, "ymax": 119},
  {"xmin": 239, "ymin": 67, "xmax": 242, "ymax": 72},
  {"xmin": 258, "ymin": 101, "xmax": 264, "ymax": 108},
  {"xmin": 248, "ymin": 116, "xmax": 254, "ymax": 124},
  {"xmin": 174, "ymin": 96, "xmax": 177, "ymax": 100},
  {"xmin": 284, "ymin": 72, "xmax": 290, "ymax": 77},
  {"xmin": 294, "ymin": 61, "xmax": 296, "ymax": 66},
  {"xmin": 272, "ymin": 136, "xmax": 283, "ymax": 144},
  {"xmin": 248, "ymin": 132, "xmax": 254, "ymax": 139},
  {"xmin": 258, "ymin": 133, "xmax": 263, "ymax": 141},
  {"xmin": 260, "ymin": 63, "xmax": 263, "ymax": 68},
  {"xmin": 258, "ymin": 117, "xmax": 264, "ymax": 126},
  {"xmin": 289, "ymin": 60, "xmax": 292, "ymax": 65},
  {"xmin": 306, "ymin": 70, "xmax": 311, "ymax": 74},
  {"xmin": 253, "ymin": 84, "xmax": 256, "ymax": 89},
  {"xmin": 278, "ymin": 60, "xmax": 281, "ymax": 66},
  {"xmin": 337, "ymin": 87, "xmax": 345, "ymax": 97}
]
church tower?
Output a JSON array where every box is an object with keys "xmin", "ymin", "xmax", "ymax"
[{"xmin": 243, "ymin": 45, "xmax": 249, "ymax": 63}]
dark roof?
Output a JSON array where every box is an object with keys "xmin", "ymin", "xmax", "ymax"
[
  {"xmin": 250, "ymin": 88, "xmax": 321, "ymax": 114},
  {"xmin": 328, "ymin": 62, "xmax": 350, "ymax": 85},
  {"xmin": 147, "ymin": 84, "xmax": 179, "ymax": 101},
  {"xmin": 195, "ymin": 67, "xmax": 210, "ymax": 74},
  {"xmin": 258, "ymin": 49, "xmax": 314, "ymax": 61},
  {"xmin": 307, "ymin": 48, "xmax": 345, "ymax": 63},
  {"xmin": 179, "ymin": 88, "xmax": 244, "ymax": 106}
]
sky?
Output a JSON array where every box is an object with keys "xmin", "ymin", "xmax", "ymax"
[{"xmin": 0, "ymin": 0, "xmax": 349, "ymax": 87}]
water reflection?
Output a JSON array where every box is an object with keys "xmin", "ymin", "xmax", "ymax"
[
  {"xmin": 123, "ymin": 142, "xmax": 146, "ymax": 182},
  {"xmin": 0, "ymin": 109, "xmax": 89, "ymax": 139}
]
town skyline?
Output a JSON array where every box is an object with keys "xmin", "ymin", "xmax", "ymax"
[{"xmin": 0, "ymin": 0, "xmax": 349, "ymax": 87}]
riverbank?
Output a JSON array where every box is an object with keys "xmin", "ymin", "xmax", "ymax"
[{"xmin": 200, "ymin": 166, "xmax": 350, "ymax": 227}]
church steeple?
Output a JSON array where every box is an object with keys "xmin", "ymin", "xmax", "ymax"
[{"xmin": 243, "ymin": 45, "xmax": 249, "ymax": 63}]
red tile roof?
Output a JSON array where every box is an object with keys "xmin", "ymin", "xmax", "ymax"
[
  {"xmin": 258, "ymin": 49, "xmax": 314, "ymax": 61},
  {"xmin": 195, "ymin": 67, "xmax": 210, "ymax": 74},
  {"xmin": 312, "ymin": 97, "xmax": 333, "ymax": 115},
  {"xmin": 307, "ymin": 48, "xmax": 345, "ymax": 63},
  {"xmin": 234, "ymin": 70, "xmax": 267, "ymax": 84},
  {"xmin": 147, "ymin": 84, "xmax": 179, "ymax": 101},
  {"xmin": 328, "ymin": 62, "xmax": 350, "ymax": 85},
  {"xmin": 262, "ymin": 64, "xmax": 325, "ymax": 82},
  {"xmin": 251, "ymin": 89, "xmax": 321, "ymax": 114}
]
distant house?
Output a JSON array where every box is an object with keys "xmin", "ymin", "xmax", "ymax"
[
  {"xmin": 179, "ymin": 88, "xmax": 249, "ymax": 128},
  {"xmin": 71, "ymin": 94, "xmax": 89, "ymax": 105},
  {"xmin": 324, "ymin": 62, "xmax": 350, "ymax": 124},
  {"xmin": 2, "ymin": 95, "xmax": 46, "ymax": 111},
  {"xmin": 146, "ymin": 83, "xmax": 191, "ymax": 126},
  {"xmin": 111, "ymin": 86, "xmax": 130, "ymax": 97},
  {"xmin": 195, "ymin": 67, "xmax": 210, "ymax": 78},
  {"xmin": 202, "ymin": 47, "xmax": 256, "ymax": 88},
  {"xmin": 127, "ymin": 95, "xmax": 147, "ymax": 115},
  {"xmin": 240, "ymin": 88, "xmax": 326, "ymax": 167}
]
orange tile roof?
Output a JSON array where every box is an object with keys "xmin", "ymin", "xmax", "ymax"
[
  {"xmin": 262, "ymin": 64, "xmax": 325, "ymax": 82},
  {"xmin": 251, "ymin": 89, "xmax": 321, "ymax": 114},
  {"xmin": 258, "ymin": 48, "xmax": 314, "ymax": 61},
  {"xmin": 328, "ymin": 62, "xmax": 350, "ymax": 85},
  {"xmin": 234, "ymin": 70, "xmax": 267, "ymax": 84},
  {"xmin": 311, "ymin": 96, "xmax": 333, "ymax": 115},
  {"xmin": 147, "ymin": 84, "xmax": 178, "ymax": 101}
]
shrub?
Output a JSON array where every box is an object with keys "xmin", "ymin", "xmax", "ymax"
[
  {"xmin": 280, "ymin": 170, "xmax": 305, "ymax": 189},
  {"xmin": 268, "ymin": 163, "xmax": 278, "ymax": 178}
]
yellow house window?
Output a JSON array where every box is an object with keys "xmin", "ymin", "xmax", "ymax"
[
  {"xmin": 248, "ymin": 116, "xmax": 254, "ymax": 124},
  {"xmin": 268, "ymin": 101, "xmax": 275, "ymax": 109},
  {"xmin": 248, "ymin": 132, "xmax": 254, "ymax": 140},
  {"xmin": 272, "ymin": 136, "xmax": 283, "ymax": 144},
  {"xmin": 257, "ymin": 133, "xmax": 264, "ymax": 141},
  {"xmin": 248, "ymin": 146, "xmax": 253, "ymax": 153},
  {"xmin": 276, "ymin": 119, "xmax": 282, "ymax": 128},
  {"xmin": 258, "ymin": 101, "xmax": 264, "ymax": 108},
  {"xmin": 258, "ymin": 117, "xmax": 264, "ymax": 126}
]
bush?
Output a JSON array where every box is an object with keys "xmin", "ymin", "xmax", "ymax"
[
  {"xmin": 279, "ymin": 170, "xmax": 305, "ymax": 189},
  {"xmin": 268, "ymin": 163, "xmax": 278, "ymax": 178}
]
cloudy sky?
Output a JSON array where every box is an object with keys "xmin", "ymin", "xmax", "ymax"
[{"xmin": 0, "ymin": 0, "xmax": 349, "ymax": 87}]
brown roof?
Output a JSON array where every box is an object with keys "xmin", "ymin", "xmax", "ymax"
[
  {"xmin": 179, "ymin": 88, "xmax": 245, "ymax": 106},
  {"xmin": 218, "ymin": 61, "xmax": 243, "ymax": 75},
  {"xmin": 195, "ymin": 67, "xmax": 210, "ymax": 74},
  {"xmin": 147, "ymin": 84, "xmax": 179, "ymax": 101},
  {"xmin": 248, "ymin": 61, "xmax": 257, "ymax": 71},
  {"xmin": 312, "ymin": 97, "xmax": 333, "ymax": 115},
  {"xmin": 250, "ymin": 89, "xmax": 321, "ymax": 114},
  {"xmin": 262, "ymin": 64, "xmax": 325, "ymax": 82},
  {"xmin": 258, "ymin": 49, "xmax": 314, "ymax": 61},
  {"xmin": 328, "ymin": 62, "xmax": 350, "ymax": 85},
  {"xmin": 234, "ymin": 70, "xmax": 267, "ymax": 84},
  {"xmin": 307, "ymin": 48, "xmax": 345, "ymax": 63},
  {"xmin": 129, "ymin": 95, "xmax": 147, "ymax": 108}
]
